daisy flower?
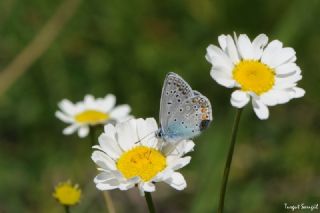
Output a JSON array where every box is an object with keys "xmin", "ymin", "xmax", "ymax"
[
  {"xmin": 206, "ymin": 33, "xmax": 305, "ymax": 119},
  {"xmin": 55, "ymin": 94, "xmax": 131, "ymax": 138},
  {"xmin": 53, "ymin": 180, "xmax": 81, "ymax": 206},
  {"xmin": 91, "ymin": 118, "xmax": 194, "ymax": 196}
]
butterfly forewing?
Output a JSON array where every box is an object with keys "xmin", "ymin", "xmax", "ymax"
[{"xmin": 159, "ymin": 72, "xmax": 194, "ymax": 129}]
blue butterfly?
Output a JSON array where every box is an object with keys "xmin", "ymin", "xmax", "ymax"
[{"xmin": 156, "ymin": 72, "xmax": 213, "ymax": 143}]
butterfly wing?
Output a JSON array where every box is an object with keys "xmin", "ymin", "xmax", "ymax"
[
  {"xmin": 159, "ymin": 72, "xmax": 194, "ymax": 130},
  {"xmin": 164, "ymin": 93, "xmax": 212, "ymax": 142}
]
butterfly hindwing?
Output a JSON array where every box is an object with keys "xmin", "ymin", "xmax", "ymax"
[{"xmin": 164, "ymin": 93, "xmax": 212, "ymax": 141}]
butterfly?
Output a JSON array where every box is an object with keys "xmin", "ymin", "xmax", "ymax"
[{"xmin": 156, "ymin": 72, "xmax": 212, "ymax": 143}]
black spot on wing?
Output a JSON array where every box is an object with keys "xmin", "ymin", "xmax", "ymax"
[{"xmin": 199, "ymin": 120, "xmax": 211, "ymax": 131}]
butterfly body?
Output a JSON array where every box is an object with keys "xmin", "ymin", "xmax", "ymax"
[
  {"xmin": 156, "ymin": 123, "xmax": 195, "ymax": 143},
  {"xmin": 156, "ymin": 72, "xmax": 212, "ymax": 143}
]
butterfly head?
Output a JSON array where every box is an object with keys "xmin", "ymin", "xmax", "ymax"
[{"xmin": 155, "ymin": 128, "xmax": 164, "ymax": 139}]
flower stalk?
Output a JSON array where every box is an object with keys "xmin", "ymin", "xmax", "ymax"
[
  {"xmin": 89, "ymin": 126, "xmax": 97, "ymax": 147},
  {"xmin": 103, "ymin": 191, "xmax": 116, "ymax": 213},
  {"xmin": 64, "ymin": 206, "xmax": 70, "ymax": 213},
  {"xmin": 145, "ymin": 192, "xmax": 156, "ymax": 213},
  {"xmin": 218, "ymin": 108, "xmax": 243, "ymax": 213},
  {"xmin": 89, "ymin": 126, "xmax": 116, "ymax": 213}
]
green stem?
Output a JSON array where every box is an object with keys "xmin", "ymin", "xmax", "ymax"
[
  {"xmin": 89, "ymin": 126, "xmax": 96, "ymax": 146},
  {"xmin": 217, "ymin": 108, "xmax": 243, "ymax": 213},
  {"xmin": 103, "ymin": 191, "xmax": 116, "ymax": 213},
  {"xmin": 64, "ymin": 205, "xmax": 70, "ymax": 213},
  {"xmin": 145, "ymin": 192, "xmax": 156, "ymax": 213}
]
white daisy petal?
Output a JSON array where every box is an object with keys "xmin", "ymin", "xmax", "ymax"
[
  {"xmin": 237, "ymin": 34, "xmax": 254, "ymax": 59},
  {"xmin": 287, "ymin": 87, "xmax": 305, "ymax": 98},
  {"xmin": 55, "ymin": 111, "xmax": 74, "ymax": 123},
  {"xmin": 138, "ymin": 183, "xmax": 146, "ymax": 196},
  {"xmin": 275, "ymin": 74, "xmax": 302, "ymax": 87},
  {"xmin": 252, "ymin": 98, "xmax": 269, "ymax": 120},
  {"xmin": 142, "ymin": 182, "xmax": 156, "ymax": 192},
  {"xmin": 176, "ymin": 140, "xmax": 195, "ymax": 156},
  {"xmin": 63, "ymin": 124, "xmax": 79, "ymax": 135},
  {"xmin": 103, "ymin": 94, "xmax": 116, "ymax": 112},
  {"xmin": 117, "ymin": 119, "xmax": 138, "ymax": 151},
  {"xmin": 218, "ymin": 34, "xmax": 227, "ymax": 51},
  {"xmin": 210, "ymin": 68, "xmax": 236, "ymax": 88},
  {"xmin": 96, "ymin": 179, "xmax": 120, "ymax": 190},
  {"xmin": 206, "ymin": 44, "xmax": 234, "ymax": 72},
  {"xmin": 252, "ymin": 34, "xmax": 268, "ymax": 59},
  {"xmin": 104, "ymin": 124, "xmax": 117, "ymax": 140},
  {"xmin": 152, "ymin": 168, "xmax": 174, "ymax": 182},
  {"xmin": 167, "ymin": 156, "xmax": 191, "ymax": 170},
  {"xmin": 84, "ymin": 94, "xmax": 95, "ymax": 107},
  {"xmin": 97, "ymin": 134, "xmax": 122, "ymax": 159},
  {"xmin": 118, "ymin": 178, "xmax": 139, "ymax": 191},
  {"xmin": 110, "ymin": 105, "xmax": 131, "ymax": 121},
  {"xmin": 137, "ymin": 118, "xmax": 158, "ymax": 139},
  {"xmin": 78, "ymin": 126, "xmax": 89, "ymax": 138},
  {"xmin": 94, "ymin": 172, "xmax": 117, "ymax": 183},
  {"xmin": 230, "ymin": 90, "xmax": 250, "ymax": 108},
  {"xmin": 177, "ymin": 140, "xmax": 195, "ymax": 155},
  {"xmin": 58, "ymin": 99, "xmax": 77, "ymax": 115},
  {"xmin": 261, "ymin": 40, "xmax": 283, "ymax": 66},
  {"xmin": 91, "ymin": 151, "xmax": 116, "ymax": 170},
  {"xmin": 275, "ymin": 63, "xmax": 300, "ymax": 76},
  {"xmin": 226, "ymin": 35, "xmax": 240, "ymax": 63},
  {"xmin": 137, "ymin": 118, "xmax": 158, "ymax": 147},
  {"xmin": 270, "ymin": 47, "xmax": 296, "ymax": 68},
  {"xmin": 288, "ymin": 55, "xmax": 297, "ymax": 63},
  {"xmin": 119, "ymin": 181, "xmax": 136, "ymax": 191},
  {"xmin": 260, "ymin": 90, "xmax": 291, "ymax": 106},
  {"xmin": 259, "ymin": 92, "xmax": 278, "ymax": 106},
  {"xmin": 165, "ymin": 172, "xmax": 187, "ymax": 190}
]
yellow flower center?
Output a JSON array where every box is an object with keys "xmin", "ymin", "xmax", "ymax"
[
  {"xmin": 53, "ymin": 182, "xmax": 81, "ymax": 206},
  {"xmin": 117, "ymin": 146, "xmax": 167, "ymax": 182},
  {"xmin": 74, "ymin": 110, "xmax": 109, "ymax": 124},
  {"xmin": 233, "ymin": 60, "xmax": 275, "ymax": 95}
]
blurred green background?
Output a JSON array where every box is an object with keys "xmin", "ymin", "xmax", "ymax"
[{"xmin": 0, "ymin": 0, "xmax": 319, "ymax": 212}]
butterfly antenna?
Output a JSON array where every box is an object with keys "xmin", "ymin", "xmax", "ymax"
[{"xmin": 134, "ymin": 131, "xmax": 157, "ymax": 145}]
